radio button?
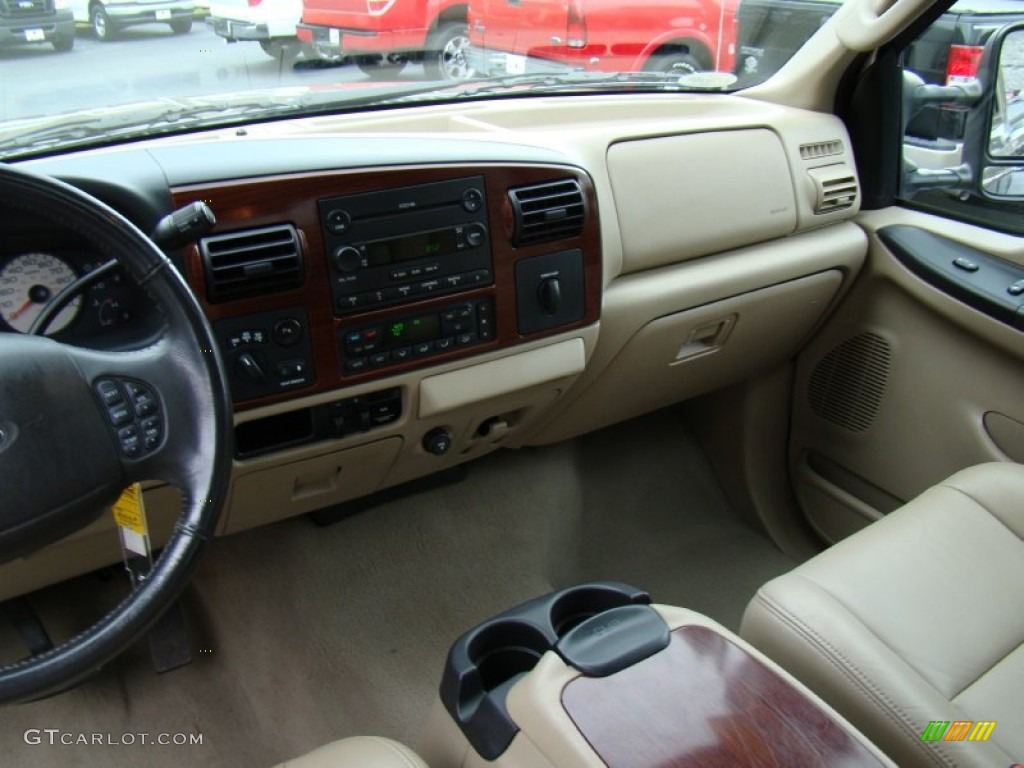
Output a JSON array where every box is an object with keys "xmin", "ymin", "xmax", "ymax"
[
  {"xmin": 462, "ymin": 188, "xmax": 484, "ymax": 213},
  {"xmin": 326, "ymin": 210, "xmax": 351, "ymax": 235},
  {"xmin": 409, "ymin": 266, "xmax": 425, "ymax": 278},
  {"xmin": 443, "ymin": 274, "xmax": 465, "ymax": 290},
  {"xmin": 394, "ymin": 284, "xmax": 416, "ymax": 299},
  {"xmin": 424, "ymin": 263, "xmax": 441, "ymax": 275},
  {"xmin": 466, "ymin": 269, "xmax": 492, "ymax": 286},
  {"xmin": 419, "ymin": 279, "xmax": 441, "ymax": 295},
  {"xmin": 390, "ymin": 268, "xmax": 410, "ymax": 281},
  {"xmin": 465, "ymin": 223, "xmax": 487, "ymax": 248},
  {"xmin": 338, "ymin": 294, "xmax": 364, "ymax": 312}
]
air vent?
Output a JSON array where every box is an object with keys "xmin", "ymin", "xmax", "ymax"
[
  {"xmin": 199, "ymin": 224, "xmax": 302, "ymax": 303},
  {"xmin": 807, "ymin": 165, "xmax": 859, "ymax": 214},
  {"xmin": 799, "ymin": 140, "xmax": 844, "ymax": 160},
  {"xmin": 507, "ymin": 179, "xmax": 585, "ymax": 246}
]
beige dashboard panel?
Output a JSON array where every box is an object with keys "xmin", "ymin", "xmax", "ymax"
[
  {"xmin": 534, "ymin": 271, "xmax": 842, "ymax": 440},
  {"xmin": 607, "ymin": 129, "xmax": 797, "ymax": 274},
  {"xmin": 419, "ymin": 338, "xmax": 586, "ymax": 418},
  {"xmin": 224, "ymin": 437, "xmax": 403, "ymax": 534}
]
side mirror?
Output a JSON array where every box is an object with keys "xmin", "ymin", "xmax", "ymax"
[{"xmin": 963, "ymin": 22, "xmax": 1024, "ymax": 199}]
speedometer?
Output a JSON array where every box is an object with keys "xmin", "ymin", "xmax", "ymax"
[{"xmin": 0, "ymin": 252, "xmax": 81, "ymax": 335}]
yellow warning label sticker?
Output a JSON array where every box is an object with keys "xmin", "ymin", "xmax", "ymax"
[{"xmin": 112, "ymin": 483, "xmax": 148, "ymax": 536}]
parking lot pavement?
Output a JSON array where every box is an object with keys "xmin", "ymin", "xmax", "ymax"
[{"xmin": 0, "ymin": 20, "xmax": 426, "ymax": 122}]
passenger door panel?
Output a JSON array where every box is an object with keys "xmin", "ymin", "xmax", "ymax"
[{"xmin": 788, "ymin": 207, "xmax": 1024, "ymax": 542}]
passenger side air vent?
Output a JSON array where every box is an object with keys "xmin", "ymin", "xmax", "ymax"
[
  {"xmin": 199, "ymin": 224, "xmax": 303, "ymax": 303},
  {"xmin": 799, "ymin": 140, "xmax": 844, "ymax": 160},
  {"xmin": 507, "ymin": 179, "xmax": 585, "ymax": 246},
  {"xmin": 807, "ymin": 165, "xmax": 859, "ymax": 215}
]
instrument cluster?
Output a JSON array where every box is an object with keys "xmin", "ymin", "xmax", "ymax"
[{"xmin": 0, "ymin": 250, "xmax": 148, "ymax": 343}]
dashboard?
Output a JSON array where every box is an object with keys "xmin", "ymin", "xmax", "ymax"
[{"xmin": 1, "ymin": 93, "xmax": 868, "ymax": 598}]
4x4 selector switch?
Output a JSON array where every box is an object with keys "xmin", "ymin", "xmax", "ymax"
[{"xmin": 273, "ymin": 317, "xmax": 303, "ymax": 346}]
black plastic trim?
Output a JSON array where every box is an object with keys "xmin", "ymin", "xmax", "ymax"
[
  {"xmin": 439, "ymin": 581, "xmax": 650, "ymax": 760},
  {"xmin": 555, "ymin": 604, "xmax": 669, "ymax": 677},
  {"xmin": 879, "ymin": 225, "xmax": 1024, "ymax": 329}
]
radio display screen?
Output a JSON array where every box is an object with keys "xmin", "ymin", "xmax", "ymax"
[
  {"xmin": 365, "ymin": 228, "xmax": 458, "ymax": 266},
  {"xmin": 385, "ymin": 314, "xmax": 440, "ymax": 346}
]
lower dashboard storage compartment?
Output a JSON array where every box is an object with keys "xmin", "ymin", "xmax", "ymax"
[{"xmin": 223, "ymin": 437, "xmax": 403, "ymax": 533}]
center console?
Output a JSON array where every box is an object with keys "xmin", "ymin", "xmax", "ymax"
[{"xmin": 420, "ymin": 583, "xmax": 894, "ymax": 768}]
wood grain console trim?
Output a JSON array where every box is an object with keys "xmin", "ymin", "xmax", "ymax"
[
  {"xmin": 561, "ymin": 626, "xmax": 886, "ymax": 767},
  {"xmin": 170, "ymin": 163, "xmax": 601, "ymax": 411}
]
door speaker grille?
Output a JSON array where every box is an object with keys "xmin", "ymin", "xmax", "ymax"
[{"xmin": 808, "ymin": 332, "xmax": 891, "ymax": 432}]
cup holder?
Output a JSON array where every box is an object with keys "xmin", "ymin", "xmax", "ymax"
[
  {"xmin": 440, "ymin": 581, "xmax": 651, "ymax": 760},
  {"xmin": 468, "ymin": 621, "xmax": 549, "ymax": 692},
  {"xmin": 550, "ymin": 584, "xmax": 642, "ymax": 635}
]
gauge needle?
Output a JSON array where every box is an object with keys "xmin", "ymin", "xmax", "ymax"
[{"xmin": 9, "ymin": 298, "xmax": 36, "ymax": 321}]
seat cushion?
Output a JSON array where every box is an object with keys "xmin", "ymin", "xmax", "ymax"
[
  {"xmin": 275, "ymin": 736, "xmax": 428, "ymax": 768},
  {"xmin": 741, "ymin": 462, "xmax": 1024, "ymax": 768}
]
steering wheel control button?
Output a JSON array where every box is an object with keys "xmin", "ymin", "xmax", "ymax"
[
  {"xmin": 141, "ymin": 417, "xmax": 162, "ymax": 449},
  {"xmin": 97, "ymin": 379, "xmax": 124, "ymax": 406},
  {"xmin": 125, "ymin": 382, "xmax": 157, "ymax": 418},
  {"xmin": 953, "ymin": 257, "xmax": 980, "ymax": 272},
  {"xmin": 118, "ymin": 425, "xmax": 142, "ymax": 458},
  {"xmin": 94, "ymin": 377, "xmax": 165, "ymax": 459},
  {"xmin": 107, "ymin": 402, "xmax": 133, "ymax": 427}
]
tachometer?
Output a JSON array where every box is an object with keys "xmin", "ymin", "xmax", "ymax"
[{"xmin": 0, "ymin": 252, "xmax": 81, "ymax": 335}]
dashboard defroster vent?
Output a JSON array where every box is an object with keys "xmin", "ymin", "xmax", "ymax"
[
  {"xmin": 200, "ymin": 224, "xmax": 303, "ymax": 303},
  {"xmin": 807, "ymin": 165, "xmax": 859, "ymax": 215},
  {"xmin": 507, "ymin": 179, "xmax": 585, "ymax": 246}
]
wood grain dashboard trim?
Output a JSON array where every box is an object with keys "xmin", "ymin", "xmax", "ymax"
[{"xmin": 170, "ymin": 163, "xmax": 601, "ymax": 411}]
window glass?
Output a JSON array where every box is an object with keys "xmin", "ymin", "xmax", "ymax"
[
  {"xmin": 898, "ymin": 2, "xmax": 1024, "ymax": 234},
  {"xmin": 0, "ymin": 0, "xmax": 846, "ymax": 159}
]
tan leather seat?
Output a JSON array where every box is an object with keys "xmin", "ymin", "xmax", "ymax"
[
  {"xmin": 275, "ymin": 736, "xmax": 428, "ymax": 768},
  {"xmin": 741, "ymin": 462, "xmax": 1024, "ymax": 768}
]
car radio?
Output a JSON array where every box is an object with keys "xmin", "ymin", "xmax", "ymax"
[{"xmin": 319, "ymin": 176, "xmax": 493, "ymax": 315}]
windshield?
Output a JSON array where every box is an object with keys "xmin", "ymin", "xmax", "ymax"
[{"xmin": 1, "ymin": 0, "xmax": 845, "ymax": 158}]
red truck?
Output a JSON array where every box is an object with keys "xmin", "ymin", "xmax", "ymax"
[
  {"xmin": 465, "ymin": 0, "xmax": 738, "ymax": 77},
  {"xmin": 297, "ymin": 0, "xmax": 473, "ymax": 80}
]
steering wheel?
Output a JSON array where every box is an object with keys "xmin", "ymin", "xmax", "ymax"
[{"xmin": 0, "ymin": 164, "xmax": 233, "ymax": 703}]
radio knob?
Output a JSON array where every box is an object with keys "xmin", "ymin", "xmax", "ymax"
[{"xmin": 333, "ymin": 246, "xmax": 363, "ymax": 275}]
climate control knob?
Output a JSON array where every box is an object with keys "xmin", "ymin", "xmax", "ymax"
[{"xmin": 333, "ymin": 246, "xmax": 363, "ymax": 274}]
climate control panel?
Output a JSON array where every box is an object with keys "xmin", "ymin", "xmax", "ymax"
[{"xmin": 339, "ymin": 299, "xmax": 495, "ymax": 376}]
